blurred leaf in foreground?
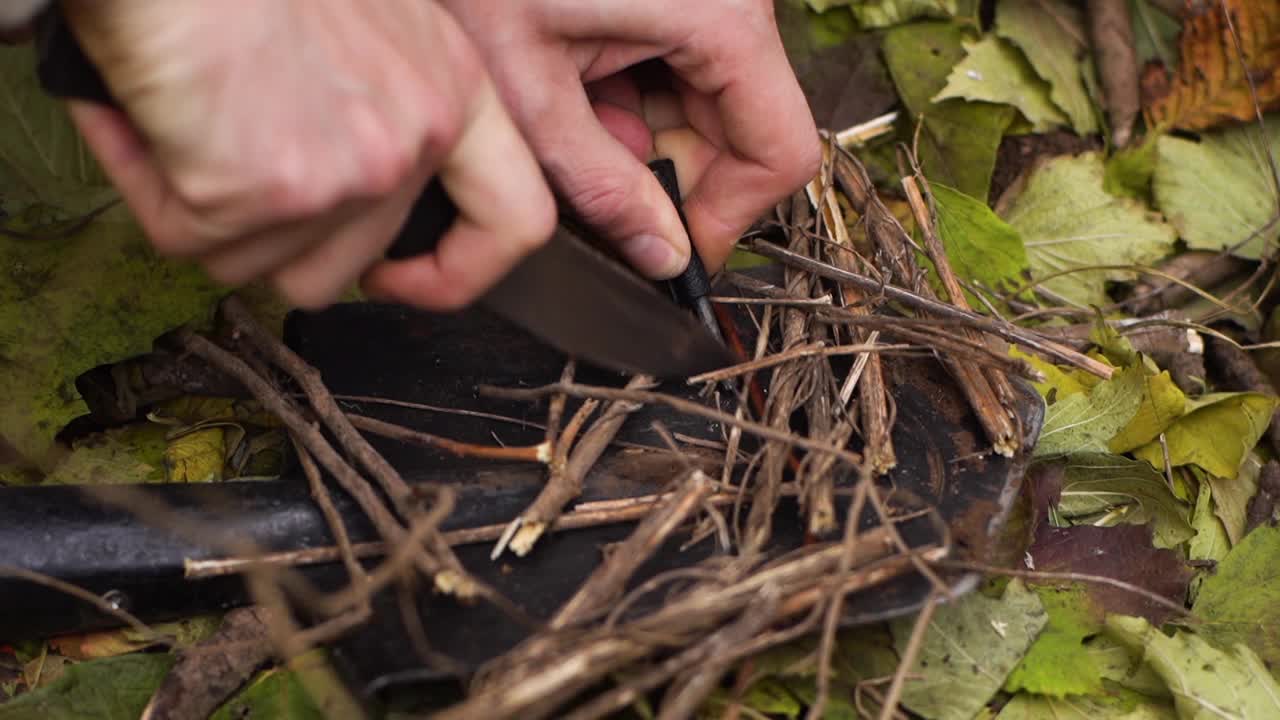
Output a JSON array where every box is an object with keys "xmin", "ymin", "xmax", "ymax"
[
  {"xmin": 0, "ymin": 654, "xmax": 172, "ymax": 720},
  {"xmin": 0, "ymin": 49, "xmax": 225, "ymax": 469}
]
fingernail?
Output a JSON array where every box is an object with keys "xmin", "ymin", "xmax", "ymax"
[{"xmin": 620, "ymin": 234, "xmax": 688, "ymax": 280}]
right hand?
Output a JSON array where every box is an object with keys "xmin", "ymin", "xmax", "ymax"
[{"xmin": 61, "ymin": 0, "xmax": 556, "ymax": 310}]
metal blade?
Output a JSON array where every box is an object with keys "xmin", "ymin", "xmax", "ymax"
[{"xmin": 480, "ymin": 227, "xmax": 734, "ymax": 378}]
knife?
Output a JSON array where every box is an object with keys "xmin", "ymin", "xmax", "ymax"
[{"xmin": 33, "ymin": 9, "xmax": 734, "ymax": 379}]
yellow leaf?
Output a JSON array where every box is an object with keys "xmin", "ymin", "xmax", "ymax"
[
  {"xmin": 1134, "ymin": 392, "xmax": 1280, "ymax": 478},
  {"xmin": 163, "ymin": 427, "xmax": 225, "ymax": 483},
  {"xmin": 1144, "ymin": 0, "xmax": 1280, "ymax": 131},
  {"xmin": 1108, "ymin": 370, "xmax": 1187, "ymax": 453}
]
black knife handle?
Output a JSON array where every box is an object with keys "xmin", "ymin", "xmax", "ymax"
[
  {"xmin": 647, "ymin": 159, "xmax": 713, "ymax": 308},
  {"xmin": 33, "ymin": 7, "xmax": 456, "ymax": 261}
]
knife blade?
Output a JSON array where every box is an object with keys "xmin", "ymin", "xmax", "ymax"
[
  {"xmin": 34, "ymin": 9, "xmax": 734, "ymax": 378},
  {"xmin": 390, "ymin": 178, "xmax": 734, "ymax": 378}
]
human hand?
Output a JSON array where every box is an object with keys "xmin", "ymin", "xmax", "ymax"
[
  {"xmin": 61, "ymin": 0, "xmax": 555, "ymax": 310},
  {"xmin": 437, "ymin": 0, "xmax": 821, "ymax": 275}
]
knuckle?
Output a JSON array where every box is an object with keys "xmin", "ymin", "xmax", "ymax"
[{"xmin": 563, "ymin": 171, "xmax": 634, "ymax": 227}]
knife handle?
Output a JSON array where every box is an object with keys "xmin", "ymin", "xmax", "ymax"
[
  {"xmin": 34, "ymin": 7, "xmax": 457, "ymax": 261},
  {"xmin": 647, "ymin": 159, "xmax": 724, "ymax": 344}
]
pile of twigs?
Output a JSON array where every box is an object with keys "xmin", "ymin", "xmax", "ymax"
[{"xmin": 129, "ymin": 141, "xmax": 1123, "ymax": 720}]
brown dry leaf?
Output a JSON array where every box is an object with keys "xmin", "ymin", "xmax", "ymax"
[{"xmin": 1145, "ymin": 0, "xmax": 1280, "ymax": 131}]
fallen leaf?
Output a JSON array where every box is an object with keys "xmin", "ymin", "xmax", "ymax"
[
  {"xmin": 1104, "ymin": 133, "xmax": 1160, "ymax": 202},
  {"xmin": 0, "ymin": 47, "xmax": 108, "ymax": 211},
  {"xmin": 42, "ymin": 423, "xmax": 167, "ymax": 485},
  {"xmin": 1207, "ymin": 454, "xmax": 1264, "ymax": 545},
  {"xmin": 0, "ymin": 53, "xmax": 225, "ymax": 468},
  {"xmin": 1153, "ymin": 120, "xmax": 1280, "ymax": 260},
  {"xmin": 892, "ymin": 579, "xmax": 1047, "ymax": 720},
  {"xmin": 208, "ymin": 667, "xmax": 324, "ymax": 720},
  {"xmin": 1106, "ymin": 614, "xmax": 1280, "ymax": 718},
  {"xmin": 1188, "ymin": 479, "xmax": 1231, "ymax": 602},
  {"xmin": 930, "ymin": 182, "xmax": 1031, "ymax": 306},
  {"xmin": 1130, "ymin": 0, "xmax": 1182, "ymax": 71},
  {"xmin": 1145, "ymin": 0, "xmax": 1280, "ymax": 131},
  {"xmin": 1004, "ymin": 586, "xmax": 1104, "ymax": 697},
  {"xmin": 1133, "ymin": 392, "xmax": 1280, "ymax": 480},
  {"xmin": 934, "ymin": 35, "xmax": 1069, "ymax": 131},
  {"xmin": 163, "ymin": 427, "xmax": 225, "ymax": 483},
  {"xmin": 1010, "ymin": 347, "xmax": 1098, "ymax": 401},
  {"xmin": 1054, "ymin": 453, "xmax": 1194, "ymax": 549},
  {"xmin": 1032, "ymin": 504, "xmax": 1192, "ymax": 621},
  {"xmin": 1107, "ymin": 370, "xmax": 1186, "ymax": 454},
  {"xmin": 806, "ymin": 0, "xmax": 957, "ymax": 27},
  {"xmin": 1191, "ymin": 524, "xmax": 1280, "ymax": 677},
  {"xmin": 0, "ymin": 653, "xmax": 172, "ymax": 720},
  {"xmin": 1002, "ymin": 152, "xmax": 1177, "ymax": 307},
  {"xmin": 1087, "ymin": 632, "xmax": 1173, "ymax": 699},
  {"xmin": 995, "ymin": 0, "xmax": 1099, "ymax": 134},
  {"xmin": 776, "ymin": 1, "xmax": 899, "ymax": 131},
  {"xmin": 882, "ymin": 21, "xmax": 1016, "ymax": 198},
  {"xmin": 995, "ymin": 689, "xmax": 1177, "ymax": 719},
  {"xmin": 1035, "ymin": 366, "xmax": 1145, "ymax": 457}
]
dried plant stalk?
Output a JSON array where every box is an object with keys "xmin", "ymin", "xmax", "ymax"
[{"xmin": 902, "ymin": 176, "xmax": 1019, "ymax": 456}]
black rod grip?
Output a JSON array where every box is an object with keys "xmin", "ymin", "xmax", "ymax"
[{"xmin": 647, "ymin": 159, "xmax": 712, "ymax": 309}]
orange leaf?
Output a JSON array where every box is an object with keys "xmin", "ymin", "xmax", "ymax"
[{"xmin": 1144, "ymin": 0, "xmax": 1280, "ymax": 131}]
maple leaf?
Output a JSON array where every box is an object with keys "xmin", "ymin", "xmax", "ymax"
[{"xmin": 1145, "ymin": 0, "xmax": 1280, "ymax": 131}]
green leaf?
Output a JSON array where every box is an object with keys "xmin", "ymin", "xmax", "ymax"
[
  {"xmin": 1207, "ymin": 453, "xmax": 1263, "ymax": 546},
  {"xmin": 933, "ymin": 35, "xmax": 1068, "ymax": 131},
  {"xmin": 1106, "ymin": 614, "xmax": 1280, "ymax": 719},
  {"xmin": 994, "ymin": 0, "xmax": 1098, "ymax": 134},
  {"xmin": 806, "ymin": 0, "xmax": 957, "ymax": 26},
  {"xmin": 42, "ymin": 423, "xmax": 168, "ymax": 485},
  {"xmin": 1107, "ymin": 370, "xmax": 1186, "ymax": 454},
  {"xmin": 1133, "ymin": 393, "xmax": 1280, "ymax": 480},
  {"xmin": 1088, "ymin": 633, "xmax": 1172, "ymax": 699},
  {"xmin": 0, "ymin": 654, "xmax": 173, "ymax": 720},
  {"xmin": 1153, "ymin": 120, "xmax": 1280, "ymax": 260},
  {"xmin": 1011, "ymin": 347, "xmax": 1099, "ymax": 401},
  {"xmin": 1192, "ymin": 525, "xmax": 1280, "ymax": 677},
  {"xmin": 892, "ymin": 579, "xmax": 1048, "ymax": 720},
  {"xmin": 0, "ymin": 50, "xmax": 226, "ymax": 467},
  {"xmin": 1002, "ymin": 152, "xmax": 1177, "ymax": 308},
  {"xmin": 209, "ymin": 668, "xmax": 324, "ymax": 720},
  {"xmin": 1056, "ymin": 453, "xmax": 1194, "ymax": 548},
  {"xmin": 1105, "ymin": 134, "xmax": 1160, "ymax": 203},
  {"xmin": 996, "ymin": 689, "xmax": 1177, "ymax": 719},
  {"xmin": 1189, "ymin": 479, "xmax": 1232, "ymax": 569},
  {"xmin": 0, "ymin": 211, "xmax": 225, "ymax": 467},
  {"xmin": 882, "ymin": 21, "xmax": 1015, "ymax": 198},
  {"xmin": 1035, "ymin": 366, "xmax": 1145, "ymax": 457},
  {"xmin": 0, "ymin": 46, "xmax": 107, "ymax": 210},
  {"xmin": 1130, "ymin": 0, "xmax": 1180, "ymax": 70},
  {"xmin": 930, "ymin": 182, "xmax": 1030, "ymax": 304},
  {"xmin": 1004, "ymin": 586, "xmax": 1104, "ymax": 697}
]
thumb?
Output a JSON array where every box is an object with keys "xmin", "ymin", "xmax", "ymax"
[{"xmin": 522, "ymin": 78, "xmax": 690, "ymax": 279}]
